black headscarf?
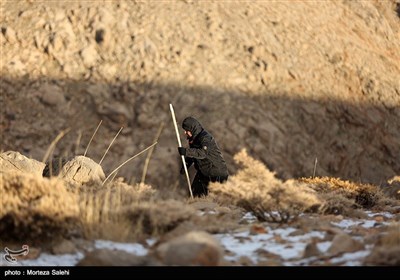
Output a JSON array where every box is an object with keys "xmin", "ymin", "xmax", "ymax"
[{"xmin": 182, "ymin": 117, "xmax": 204, "ymax": 139}]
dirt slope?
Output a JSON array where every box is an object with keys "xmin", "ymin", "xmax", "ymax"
[{"xmin": 1, "ymin": 0, "xmax": 399, "ymax": 189}]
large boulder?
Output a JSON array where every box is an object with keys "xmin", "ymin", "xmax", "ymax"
[
  {"xmin": 59, "ymin": 156, "xmax": 105, "ymax": 185},
  {"xmin": 328, "ymin": 233, "xmax": 364, "ymax": 255},
  {"xmin": 155, "ymin": 231, "xmax": 223, "ymax": 266},
  {"xmin": 77, "ymin": 249, "xmax": 160, "ymax": 266},
  {"xmin": 0, "ymin": 151, "xmax": 45, "ymax": 176}
]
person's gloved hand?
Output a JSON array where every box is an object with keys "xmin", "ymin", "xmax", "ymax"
[{"xmin": 178, "ymin": 147, "xmax": 186, "ymax": 156}]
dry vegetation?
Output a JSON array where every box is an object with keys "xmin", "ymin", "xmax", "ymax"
[
  {"xmin": 0, "ymin": 172, "xmax": 79, "ymax": 242},
  {"xmin": 1, "ymin": 0, "xmax": 400, "ymax": 266},
  {"xmin": 301, "ymin": 177, "xmax": 395, "ymax": 213},
  {"xmin": 1, "ymin": 148, "xmax": 399, "ymax": 266},
  {"xmin": 0, "ymin": 166, "xmax": 196, "ymax": 243},
  {"xmin": 209, "ymin": 149, "xmax": 321, "ymax": 223},
  {"xmin": 1, "ymin": 1, "xmax": 399, "ymax": 189},
  {"xmin": 210, "ymin": 150, "xmax": 399, "ymax": 222}
]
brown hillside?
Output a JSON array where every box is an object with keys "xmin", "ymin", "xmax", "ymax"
[{"xmin": 1, "ymin": 0, "xmax": 399, "ymax": 189}]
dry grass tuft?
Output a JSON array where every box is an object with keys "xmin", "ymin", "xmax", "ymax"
[
  {"xmin": 77, "ymin": 177, "xmax": 195, "ymax": 241},
  {"xmin": 209, "ymin": 149, "xmax": 321, "ymax": 223},
  {"xmin": 315, "ymin": 191, "xmax": 356, "ymax": 216},
  {"xmin": 300, "ymin": 177, "xmax": 390, "ymax": 210},
  {"xmin": 0, "ymin": 172, "xmax": 79, "ymax": 242},
  {"xmin": 381, "ymin": 176, "xmax": 400, "ymax": 200},
  {"xmin": 124, "ymin": 200, "xmax": 196, "ymax": 239},
  {"xmin": 1, "ymin": 158, "xmax": 196, "ymax": 243},
  {"xmin": 77, "ymin": 178, "xmax": 158, "ymax": 241}
]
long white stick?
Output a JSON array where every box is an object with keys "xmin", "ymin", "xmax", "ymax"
[
  {"xmin": 169, "ymin": 104, "xmax": 193, "ymax": 198},
  {"xmin": 84, "ymin": 120, "xmax": 102, "ymax": 157},
  {"xmin": 99, "ymin": 127, "xmax": 123, "ymax": 165}
]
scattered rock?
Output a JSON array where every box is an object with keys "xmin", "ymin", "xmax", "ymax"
[
  {"xmin": 189, "ymin": 201, "xmax": 218, "ymax": 211},
  {"xmin": 328, "ymin": 233, "xmax": 364, "ymax": 255},
  {"xmin": 288, "ymin": 229, "xmax": 305, "ymax": 236},
  {"xmin": 70, "ymin": 238, "xmax": 94, "ymax": 252},
  {"xmin": 249, "ymin": 224, "xmax": 267, "ymax": 235},
  {"xmin": 17, "ymin": 246, "xmax": 41, "ymax": 261},
  {"xmin": 80, "ymin": 44, "xmax": 98, "ymax": 67},
  {"xmin": 303, "ymin": 242, "xmax": 321, "ymax": 258},
  {"xmin": 2, "ymin": 26, "xmax": 17, "ymax": 43},
  {"xmin": 155, "ymin": 231, "xmax": 223, "ymax": 266},
  {"xmin": 51, "ymin": 239, "xmax": 77, "ymax": 255},
  {"xmin": 364, "ymin": 246, "xmax": 400, "ymax": 266},
  {"xmin": 39, "ymin": 84, "xmax": 66, "ymax": 106},
  {"xmin": 255, "ymin": 248, "xmax": 282, "ymax": 260},
  {"xmin": 373, "ymin": 215, "xmax": 385, "ymax": 223},
  {"xmin": 77, "ymin": 249, "xmax": 160, "ymax": 266},
  {"xmin": 215, "ymin": 206, "xmax": 231, "ymax": 214},
  {"xmin": 237, "ymin": 256, "xmax": 254, "ymax": 266}
]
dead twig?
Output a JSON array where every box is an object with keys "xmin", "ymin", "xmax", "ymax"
[
  {"xmin": 84, "ymin": 120, "xmax": 102, "ymax": 157},
  {"xmin": 141, "ymin": 122, "xmax": 164, "ymax": 184},
  {"xmin": 313, "ymin": 157, "xmax": 318, "ymax": 178},
  {"xmin": 99, "ymin": 127, "xmax": 123, "ymax": 165},
  {"xmin": 102, "ymin": 142, "xmax": 158, "ymax": 186},
  {"xmin": 75, "ymin": 130, "xmax": 82, "ymax": 155},
  {"xmin": 42, "ymin": 128, "xmax": 71, "ymax": 163}
]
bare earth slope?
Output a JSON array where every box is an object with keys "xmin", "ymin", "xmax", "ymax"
[{"xmin": 1, "ymin": 0, "xmax": 399, "ymax": 189}]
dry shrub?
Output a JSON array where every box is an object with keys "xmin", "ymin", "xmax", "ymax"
[
  {"xmin": 388, "ymin": 176, "xmax": 400, "ymax": 184},
  {"xmin": 124, "ymin": 200, "xmax": 196, "ymax": 239},
  {"xmin": 209, "ymin": 149, "xmax": 321, "ymax": 223},
  {"xmin": 77, "ymin": 178, "xmax": 158, "ymax": 241},
  {"xmin": 381, "ymin": 176, "xmax": 400, "ymax": 200},
  {"xmin": 0, "ymin": 167, "xmax": 191, "ymax": 243},
  {"xmin": 301, "ymin": 177, "xmax": 389, "ymax": 210},
  {"xmin": 0, "ymin": 172, "xmax": 79, "ymax": 242},
  {"xmin": 316, "ymin": 191, "xmax": 357, "ymax": 216},
  {"xmin": 77, "ymin": 177, "xmax": 194, "ymax": 241}
]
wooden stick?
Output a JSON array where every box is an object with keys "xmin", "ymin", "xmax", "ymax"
[
  {"xmin": 169, "ymin": 104, "xmax": 193, "ymax": 198},
  {"xmin": 313, "ymin": 157, "xmax": 318, "ymax": 178},
  {"xmin": 99, "ymin": 127, "xmax": 123, "ymax": 165},
  {"xmin": 84, "ymin": 120, "xmax": 102, "ymax": 157},
  {"xmin": 141, "ymin": 122, "xmax": 164, "ymax": 184},
  {"xmin": 75, "ymin": 130, "xmax": 82, "ymax": 155},
  {"xmin": 42, "ymin": 128, "xmax": 71, "ymax": 163},
  {"xmin": 102, "ymin": 142, "xmax": 158, "ymax": 186}
]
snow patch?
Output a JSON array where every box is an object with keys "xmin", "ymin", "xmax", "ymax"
[{"xmin": 94, "ymin": 240, "xmax": 148, "ymax": 256}]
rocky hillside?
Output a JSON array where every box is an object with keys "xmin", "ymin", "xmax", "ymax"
[{"xmin": 1, "ymin": 0, "xmax": 399, "ymax": 189}]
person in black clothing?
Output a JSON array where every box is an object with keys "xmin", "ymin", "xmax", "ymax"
[{"xmin": 177, "ymin": 116, "xmax": 229, "ymax": 197}]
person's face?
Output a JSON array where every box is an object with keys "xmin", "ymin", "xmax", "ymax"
[{"xmin": 184, "ymin": 130, "xmax": 192, "ymax": 138}]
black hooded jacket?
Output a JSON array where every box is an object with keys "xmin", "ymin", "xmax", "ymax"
[{"xmin": 182, "ymin": 117, "xmax": 229, "ymax": 178}]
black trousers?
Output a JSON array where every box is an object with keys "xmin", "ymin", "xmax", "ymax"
[{"xmin": 191, "ymin": 172, "xmax": 228, "ymax": 197}]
